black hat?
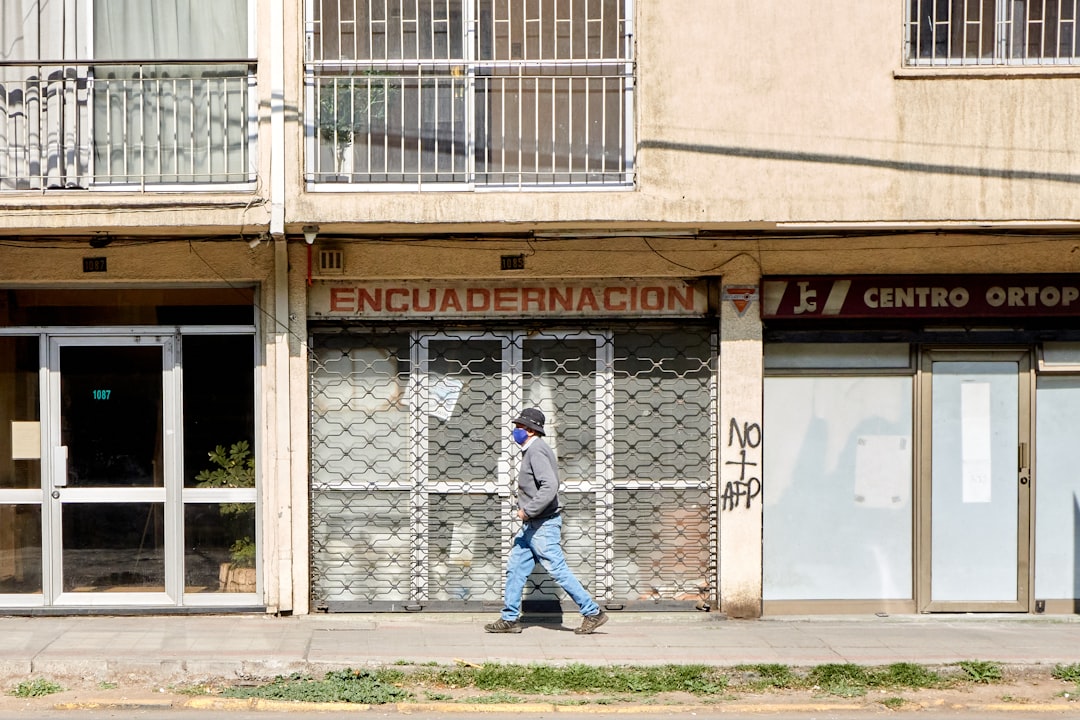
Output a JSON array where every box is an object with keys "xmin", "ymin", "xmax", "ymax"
[{"xmin": 512, "ymin": 407, "xmax": 546, "ymax": 436}]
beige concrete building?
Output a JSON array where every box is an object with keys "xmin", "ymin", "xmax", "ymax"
[{"xmin": 1, "ymin": 0, "xmax": 1079, "ymax": 617}]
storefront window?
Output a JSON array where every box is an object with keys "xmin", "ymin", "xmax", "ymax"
[
  {"xmin": 763, "ymin": 374, "xmax": 913, "ymax": 601},
  {"xmin": 184, "ymin": 503, "xmax": 256, "ymax": 593},
  {"xmin": 0, "ymin": 336, "xmax": 41, "ymax": 595},
  {"xmin": 0, "ymin": 336, "xmax": 39, "ymax": 490},
  {"xmin": 309, "ymin": 324, "xmax": 717, "ymax": 609},
  {"xmin": 0, "ymin": 288, "xmax": 254, "ymax": 325},
  {"xmin": 1034, "ymin": 375, "xmax": 1080, "ymax": 600},
  {"xmin": 0, "ymin": 505, "xmax": 40, "ymax": 594},
  {"xmin": 181, "ymin": 334, "xmax": 257, "ymax": 595}
]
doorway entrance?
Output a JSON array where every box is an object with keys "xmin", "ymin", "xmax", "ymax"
[
  {"xmin": 0, "ymin": 288, "xmax": 258, "ymax": 609},
  {"xmin": 49, "ymin": 337, "xmax": 174, "ymax": 603},
  {"xmin": 918, "ymin": 349, "xmax": 1032, "ymax": 612}
]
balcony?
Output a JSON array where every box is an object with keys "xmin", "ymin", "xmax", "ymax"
[
  {"xmin": 306, "ymin": 62, "xmax": 633, "ymax": 189},
  {"xmin": 305, "ymin": 0, "xmax": 635, "ymax": 190},
  {"xmin": 0, "ymin": 61, "xmax": 256, "ymax": 192}
]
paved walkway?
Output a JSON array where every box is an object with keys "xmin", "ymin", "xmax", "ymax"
[{"xmin": 2, "ymin": 611, "xmax": 1080, "ymax": 682}]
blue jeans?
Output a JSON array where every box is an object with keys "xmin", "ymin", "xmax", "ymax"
[{"xmin": 501, "ymin": 514, "xmax": 600, "ymax": 622}]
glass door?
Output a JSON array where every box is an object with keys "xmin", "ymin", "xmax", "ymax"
[
  {"xmin": 47, "ymin": 336, "xmax": 176, "ymax": 605},
  {"xmin": 919, "ymin": 349, "xmax": 1032, "ymax": 612}
]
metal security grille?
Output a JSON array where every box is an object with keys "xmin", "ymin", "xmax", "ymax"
[
  {"xmin": 906, "ymin": 0, "xmax": 1080, "ymax": 65},
  {"xmin": 304, "ymin": 0, "xmax": 634, "ymax": 187},
  {"xmin": 310, "ymin": 324, "xmax": 717, "ymax": 612}
]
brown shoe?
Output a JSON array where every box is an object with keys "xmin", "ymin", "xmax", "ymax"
[
  {"xmin": 575, "ymin": 611, "xmax": 608, "ymax": 635},
  {"xmin": 484, "ymin": 618, "xmax": 523, "ymax": 633}
]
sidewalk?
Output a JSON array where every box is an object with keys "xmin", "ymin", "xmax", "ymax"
[{"xmin": 3, "ymin": 611, "xmax": 1080, "ymax": 683}]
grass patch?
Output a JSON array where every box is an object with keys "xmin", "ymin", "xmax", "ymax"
[
  {"xmin": 220, "ymin": 669, "xmax": 412, "ymax": 704},
  {"xmin": 459, "ymin": 692, "xmax": 525, "ymax": 704},
  {"xmin": 10, "ymin": 679, "xmax": 64, "ymax": 698},
  {"xmin": 430, "ymin": 663, "xmax": 728, "ymax": 696},
  {"xmin": 807, "ymin": 664, "xmax": 871, "ymax": 697},
  {"xmin": 872, "ymin": 662, "xmax": 945, "ymax": 689},
  {"xmin": 957, "ymin": 660, "xmax": 1003, "ymax": 684},
  {"xmin": 735, "ymin": 663, "xmax": 798, "ymax": 690},
  {"xmin": 196, "ymin": 659, "xmax": 1020, "ymax": 705},
  {"xmin": 1053, "ymin": 663, "xmax": 1080, "ymax": 683},
  {"xmin": 97, "ymin": 681, "xmax": 118, "ymax": 690},
  {"xmin": 880, "ymin": 696, "xmax": 907, "ymax": 709}
]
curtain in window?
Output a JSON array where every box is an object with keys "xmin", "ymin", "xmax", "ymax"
[
  {"xmin": 92, "ymin": 0, "xmax": 250, "ymax": 184},
  {"xmin": 0, "ymin": 0, "xmax": 90, "ymax": 190}
]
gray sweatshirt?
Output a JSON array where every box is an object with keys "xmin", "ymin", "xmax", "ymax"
[{"xmin": 517, "ymin": 437, "xmax": 561, "ymax": 520}]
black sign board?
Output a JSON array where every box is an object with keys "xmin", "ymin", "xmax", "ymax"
[{"xmin": 82, "ymin": 257, "xmax": 107, "ymax": 273}]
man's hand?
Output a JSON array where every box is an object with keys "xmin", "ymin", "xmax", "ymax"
[{"xmin": 517, "ymin": 509, "xmax": 528, "ymax": 521}]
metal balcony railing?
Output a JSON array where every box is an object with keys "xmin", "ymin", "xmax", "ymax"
[
  {"xmin": 306, "ymin": 62, "xmax": 633, "ymax": 187},
  {"xmin": 0, "ymin": 61, "xmax": 257, "ymax": 192},
  {"xmin": 304, "ymin": 0, "xmax": 635, "ymax": 188}
]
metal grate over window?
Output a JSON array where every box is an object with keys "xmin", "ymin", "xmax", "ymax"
[
  {"xmin": 906, "ymin": 0, "xmax": 1080, "ymax": 65},
  {"xmin": 304, "ymin": 0, "xmax": 634, "ymax": 187},
  {"xmin": 309, "ymin": 324, "xmax": 716, "ymax": 612}
]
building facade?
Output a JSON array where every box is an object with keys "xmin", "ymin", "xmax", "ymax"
[{"xmin": 1, "ymin": 0, "xmax": 1079, "ymax": 617}]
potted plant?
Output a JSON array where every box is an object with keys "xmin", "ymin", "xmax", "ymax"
[
  {"xmin": 318, "ymin": 72, "xmax": 390, "ymax": 178},
  {"xmin": 196, "ymin": 441, "xmax": 257, "ymax": 592}
]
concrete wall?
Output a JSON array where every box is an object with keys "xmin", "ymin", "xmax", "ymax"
[
  {"xmin": 1, "ymin": 1, "xmax": 1075, "ymax": 237},
  {"xmin": 287, "ymin": 0, "xmax": 1080, "ymax": 233}
]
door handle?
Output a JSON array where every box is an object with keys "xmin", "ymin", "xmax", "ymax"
[
  {"xmin": 53, "ymin": 446, "xmax": 68, "ymax": 487},
  {"xmin": 1018, "ymin": 442, "xmax": 1030, "ymax": 486}
]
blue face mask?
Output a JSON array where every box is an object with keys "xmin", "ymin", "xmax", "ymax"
[{"xmin": 511, "ymin": 428, "xmax": 529, "ymax": 445}]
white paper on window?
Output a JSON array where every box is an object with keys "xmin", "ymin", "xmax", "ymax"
[
  {"xmin": 429, "ymin": 376, "xmax": 463, "ymax": 421},
  {"xmin": 853, "ymin": 435, "xmax": 909, "ymax": 507},
  {"xmin": 961, "ymin": 381, "xmax": 992, "ymax": 504}
]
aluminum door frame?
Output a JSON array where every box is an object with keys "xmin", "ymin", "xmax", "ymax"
[
  {"xmin": 45, "ymin": 333, "xmax": 180, "ymax": 606},
  {"xmin": 917, "ymin": 347, "xmax": 1033, "ymax": 613}
]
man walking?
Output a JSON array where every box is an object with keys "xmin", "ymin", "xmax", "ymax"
[{"xmin": 485, "ymin": 408, "xmax": 608, "ymax": 635}]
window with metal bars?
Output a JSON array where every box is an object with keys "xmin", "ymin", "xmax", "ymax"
[
  {"xmin": 304, "ymin": 0, "xmax": 634, "ymax": 188},
  {"xmin": 308, "ymin": 324, "xmax": 716, "ymax": 611},
  {"xmin": 906, "ymin": 0, "xmax": 1080, "ymax": 65}
]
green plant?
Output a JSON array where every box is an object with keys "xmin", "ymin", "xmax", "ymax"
[
  {"xmin": 461, "ymin": 692, "xmax": 525, "ymax": 704},
  {"xmin": 872, "ymin": 662, "xmax": 944, "ymax": 689},
  {"xmin": 195, "ymin": 441, "xmax": 255, "ymax": 493},
  {"xmin": 196, "ymin": 441, "xmax": 256, "ymax": 567},
  {"xmin": 10, "ymin": 679, "xmax": 63, "ymax": 697},
  {"xmin": 221, "ymin": 669, "xmax": 412, "ymax": 705},
  {"xmin": 880, "ymin": 696, "xmax": 906, "ymax": 709},
  {"xmin": 431, "ymin": 663, "xmax": 727, "ymax": 697},
  {"xmin": 318, "ymin": 73, "xmax": 390, "ymax": 153},
  {"xmin": 735, "ymin": 663, "xmax": 797, "ymax": 690},
  {"xmin": 957, "ymin": 660, "xmax": 1003, "ymax": 684},
  {"xmin": 807, "ymin": 664, "xmax": 870, "ymax": 697},
  {"xmin": 1053, "ymin": 663, "xmax": 1080, "ymax": 683},
  {"xmin": 229, "ymin": 537, "xmax": 256, "ymax": 568}
]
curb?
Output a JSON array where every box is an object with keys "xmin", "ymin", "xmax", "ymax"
[
  {"xmin": 53, "ymin": 698, "xmax": 177, "ymax": 711},
  {"xmin": 184, "ymin": 696, "xmax": 372, "ymax": 712}
]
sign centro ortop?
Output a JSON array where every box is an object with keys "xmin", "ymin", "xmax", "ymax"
[{"xmin": 761, "ymin": 276, "xmax": 1080, "ymax": 319}]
